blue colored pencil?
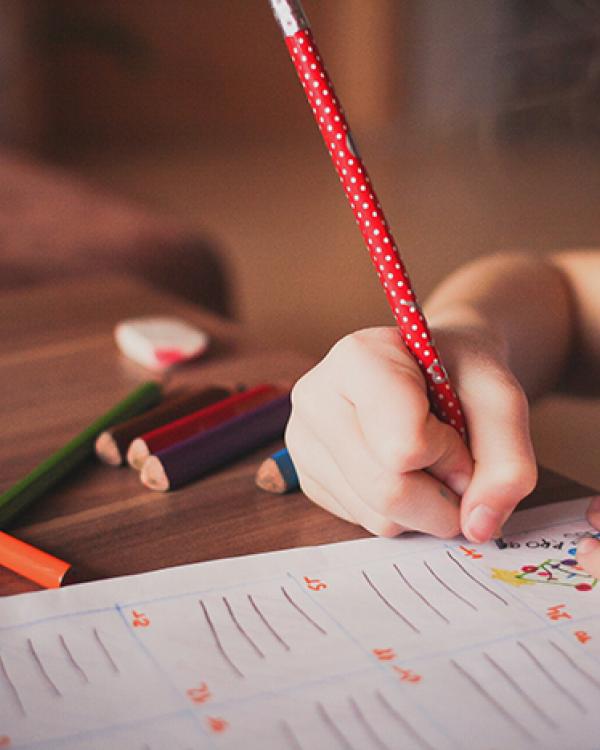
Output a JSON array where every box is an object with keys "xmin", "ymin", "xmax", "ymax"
[{"xmin": 255, "ymin": 447, "xmax": 299, "ymax": 494}]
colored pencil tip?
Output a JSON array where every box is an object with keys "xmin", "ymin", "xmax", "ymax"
[
  {"xmin": 255, "ymin": 458, "xmax": 288, "ymax": 494},
  {"xmin": 140, "ymin": 456, "xmax": 170, "ymax": 492},
  {"xmin": 127, "ymin": 438, "xmax": 150, "ymax": 471},
  {"xmin": 95, "ymin": 432, "xmax": 123, "ymax": 466}
]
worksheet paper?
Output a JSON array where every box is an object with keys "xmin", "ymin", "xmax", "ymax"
[{"xmin": 1, "ymin": 499, "xmax": 599, "ymax": 750}]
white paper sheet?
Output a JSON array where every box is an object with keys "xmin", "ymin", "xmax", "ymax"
[{"xmin": 1, "ymin": 498, "xmax": 600, "ymax": 750}]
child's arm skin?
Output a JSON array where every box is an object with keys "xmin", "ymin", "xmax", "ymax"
[{"xmin": 285, "ymin": 251, "xmax": 600, "ymax": 575}]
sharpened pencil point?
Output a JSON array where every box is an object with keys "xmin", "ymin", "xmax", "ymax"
[
  {"xmin": 255, "ymin": 448, "xmax": 299, "ymax": 494},
  {"xmin": 95, "ymin": 432, "xmax": 123, "ymax": 466},
  {"xmin": 255, "ymin": 458, "xmax": 287, "ymax": 494},
  {"xmin": 140, "ymin": 456, "xmax": 170, "ymax": 492},
  {"xmin": 127, "ymin": 438, "xmax": 150, "ymax": 471}
]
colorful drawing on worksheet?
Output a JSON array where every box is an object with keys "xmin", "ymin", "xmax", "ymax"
[
  {"xmin": 492, "ymin": 533, "xmax": 600, "ymax": 592},
  {"xmin": 492, "ymin": 559, "xmax": 597, "ymax": 592}
]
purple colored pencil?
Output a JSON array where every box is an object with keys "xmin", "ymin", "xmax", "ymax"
[{"xmin": 140, "ymin": 393, "xmax": 291, "ymax": 491}]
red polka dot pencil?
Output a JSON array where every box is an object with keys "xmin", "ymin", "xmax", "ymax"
[{"xmin": 268, "ymin": 0, "xmax": 466, "ymax": 438}]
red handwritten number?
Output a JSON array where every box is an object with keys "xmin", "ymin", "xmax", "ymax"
[
  {"xmin": 304, "ymin": 576, "xmax": 327, "ymax": 591},
  {"xmin": 459, "ymin": 546, "xmax": 483, "ymax": 560},
  {"xmin": 373, "ymin": 648, "xmax": 396, "ymax": 661},
  {"xmin": 0, "ymin": 735, "xmax": 11, "ymax": 748},
  {"xmin": 131, "ymin": 610, "xmax": 150, "ymax": 628},
  {"xmin": 547, "ymin": 604, "xmax": 572, "ymax": 621},
  {"xmin": 575, "ymin": 630, "xmax": 591, "ymax": 644},
  {"xmin": 187, "ymin": 683, "xmax": 211, "ymax": 704},
  {"xmin": 207, "ymin": 717, "xmax": 228, "ymax": 733},
  {"xmin": 393, "ymin": 666, "xmax": 422, "ymax": 683}
]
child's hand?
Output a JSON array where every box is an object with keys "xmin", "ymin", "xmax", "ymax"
[
  {"xmin": 577, "ymin": 498, "xmax": 600, "ymax": 578},
  {"xmin": 286, "ymin": 326, "xmax": 537, "ymax": 542}
]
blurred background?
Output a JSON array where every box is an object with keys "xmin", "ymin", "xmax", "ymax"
[{"xmin": 2, "ymin": 0, "xmax": 600, "ymax": 487}]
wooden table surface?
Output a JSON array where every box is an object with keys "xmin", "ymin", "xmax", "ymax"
[{"xmin": 0, "ymin": 276, "xmax": 595, "ymax": 596}]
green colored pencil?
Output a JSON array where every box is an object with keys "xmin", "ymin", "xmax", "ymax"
[{"xmin": 0, "ymin": 381, "xmax": 162, "ymax": 527}]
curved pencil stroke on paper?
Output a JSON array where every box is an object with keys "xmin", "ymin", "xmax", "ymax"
[
  {"xmin": 375, "ymin": 689, "xmax": 434, "ymax": 750},
  {"xmin": 517, "ymin": 641, "xmax": 586, "ymax": 715},
  {"xmin": 199, "ymin": 600, "xmax": 244, "ymax": 679},
  {"xmin": 483, "ymin": 652, "xmax": 559, "ymax": 730},
  {"xmin": 423, "ymin": 560, "xmax": 478, "ymax": 611},
  {"xmin": 450, "ymin": 659, "xmax": 535, "ymax": 742},
  {"xmin": 445, "ymin": 552, "xmax": 509, "ymax": 606},
  {"xmin": 393, "ymin": 564, "xmax": 450, "ymax": 624},
  {"xmin": 361, "ymin": 570, "xmax": 420, "ymax": 634},
  {"xmin": 348, "ymin": 695, "xmax": 389, "ymax": 750},
  {"xmin": 58, "ymin": 634, "xmax": 89, "ymax": 684},
  {"xmin": 280, "ymin": 719, "xmax": 304, "ymax": 750},
  {"xmin": 93, "ymin": 627, "xmax": 120, "ymax": 674},
  {"xmin": 0, "ymin": 653, "xmax": 26, "ymax": 716},
  {"xmin": 281, "ymin": 586, "xmax": 327, "ymax": 635},
  {"xmin": 316, "ymin": 701, "xmax": 355, "ymax": 750},
  {"xmin": 247, "ymin": 594, "xmax": 291, "ymax": 651},
  {"xmin": 548, "ymin": 640, "xmax": 600, "ymax": 692},
  {"xmin": 222, "ymin": 596, "xmax": 265, "ymax": 659},
  {"xmin": 27, "ymin": 638, "xmax": 61, "ymax": 697}
]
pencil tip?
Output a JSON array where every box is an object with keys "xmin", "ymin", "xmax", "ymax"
[
  {"xmin": 255, "ymin": 458, "xmax": 287, "ymax": 494},
  {"xmin": 140, "ymin": 456, "xmax": 169, "ymax": 492},
  {"xmin": 127, "ymin": 439, "xmax": 150, "ymax": 471},
  {"xmin": 95, "ymin": 432, "xmax": 123, "ymax": 466}
]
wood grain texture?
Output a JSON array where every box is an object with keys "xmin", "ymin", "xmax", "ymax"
[{"xmin": 0, "ymin": 276, "xmax": 596, "ymax": 595}]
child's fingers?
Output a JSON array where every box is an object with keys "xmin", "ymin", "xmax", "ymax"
[
  {"xmin": 459, "ymin": 369, "xmax": 537, "ymax": 544},
  {"xmin": 293, "ymin": 475, "xmax": 355, "ymax": 524},
  {"xmin": 284, "ymin": 415, "xmax": 355, "ymax": 523},
  {"xmin": 302, "ymin": 329, "xmax": 473, "ymax": 496},
  {"xmin": 576, "ymin": 537, "xmax": 600, "ymax": 579},
  {"xmin": 329, "ymin": 329, "xmax": 473, "ymax": 483},
  {"xmin": 288, "ymin": 396, "xmax": 461, "ymax": 538},
  {"xmin": 286, "ymin": 416, "xmax": 405, "ymax": 536}
]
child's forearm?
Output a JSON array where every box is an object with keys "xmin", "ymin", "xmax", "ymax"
[{"xmin": 424, "ymin": 253, "xmax": 574, "ymax": 399}]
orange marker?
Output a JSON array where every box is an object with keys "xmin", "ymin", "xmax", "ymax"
[{"xmin": 0, "ymin": 531, "xmax": 73, "ymax": 589}]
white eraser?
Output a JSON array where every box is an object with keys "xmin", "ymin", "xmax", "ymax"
[{"xmin": 114, "ymin": 316, "xmax": 210, "ymax": 371}]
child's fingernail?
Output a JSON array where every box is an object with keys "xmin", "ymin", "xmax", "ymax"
[
  {"xmin": 589, "ymin": 496, "xmax": 600, "ymax": 514},
  {"xmin": 465, "ymin": 505, "xmax": 506, "ymax": 543},
  {"xmin": 446, "ymin": 472, "xmax": 470, "ymax": 496},
  {"xmin": 578, "ymin": 536, "xmax": 600, "ymax": 556}
]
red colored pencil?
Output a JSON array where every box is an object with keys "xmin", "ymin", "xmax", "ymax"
[
  {"xmin": 141, "ymin": 393, "xmax": 292, "ymax": 491},
  {"xmin": 127, "ymin": 384, "xmax": 283, "ymax": 469},
  {"xmin": 268, "ymin": 1, "xmax": 466, "ymax": 438}
]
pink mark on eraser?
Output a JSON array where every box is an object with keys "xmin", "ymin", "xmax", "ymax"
[
  {"xmin": 155, "ymin": 348, "xmax": 186, "ymax": 366},
  {"xmin": 114, "ymin": 317, "xmax": 210, "ymax": 371}
]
